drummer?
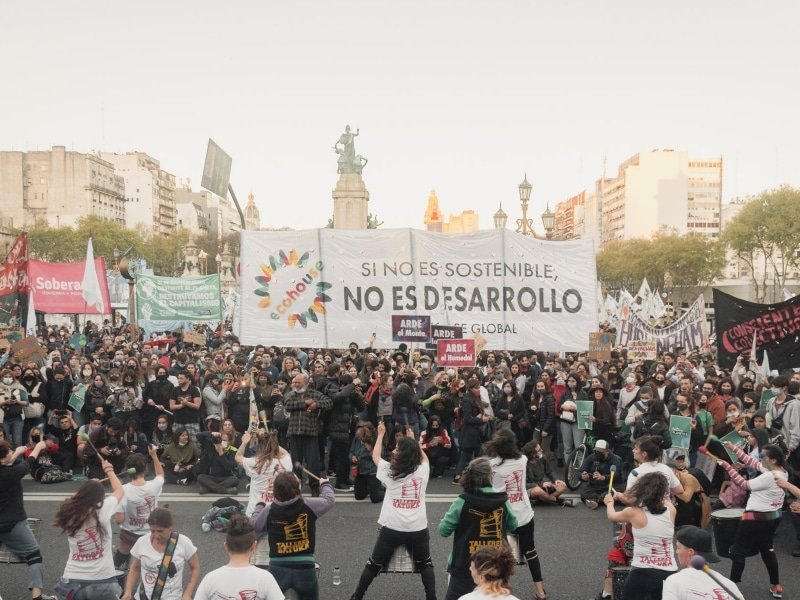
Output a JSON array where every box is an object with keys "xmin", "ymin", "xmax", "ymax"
[{"xmin": 662, "ymin": 526, "xmax": 742, "ymax": 599}]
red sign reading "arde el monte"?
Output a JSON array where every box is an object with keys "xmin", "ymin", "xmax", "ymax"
[{"xmin": 436, "ymin": 339, "xmax": 476, "ymax": 368}]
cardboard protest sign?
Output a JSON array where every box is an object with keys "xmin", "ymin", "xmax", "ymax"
[
  {"xmin": 426, "ymin": 324, "xmax": 462, "ymax": 350},
  {"xmin": 576, "ymin": 400, "xmax": 594, "ymax": 430},
  {"xmin": 628, "ymin": 340, "xmax": 657, "ymax": 361},
  {"xmin": 183, "ymin": 330, "xmax": 207, "ymax": 346},
  {"xmin": 10, "ymin": 336, "xmax": 46, "ymax": 363},
  {"xmin": 669, "ymin": 415, "xmax": 693, "ymax": 450},
  {"xmin": 0, "ymin": 327, "xmax": 24, "ymax": 350},
  {"xmin": 392, "ymin": 315, "xmax": 431, "ymax": 343},
  {"xmin": 588, "ymin": 332, "xmax": 613, "ymax": 361},
  {"xmin": 719, "ymin": 429, "xmax": 748, "ymax": 462}
]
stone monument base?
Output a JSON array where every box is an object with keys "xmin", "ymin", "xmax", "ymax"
[{"xmin": 332, "ymin": 173, "xmax": 369, "ymax": 229}]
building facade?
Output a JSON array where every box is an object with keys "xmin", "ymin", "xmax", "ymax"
[
  {"xmin": 100, "ymin": 151, "xmax": 177, "ymax": 235},
  {"xmin": 244, "ymin": 192, "xmax": 261, "ymax": 230},
  {"xmin": 421, "ymin": 189, "xmax": 479, "ymax": 232},
  {"xmin": 175, "ymin": 184, "xmax": 241, "ymax": 241},
  {"xmin": 596, "ymin": 149, "xmax": 722, "ymax": 246},
  {"xmin": 0, "ymin": 146, "xmax": 125, "ymax": 228}
]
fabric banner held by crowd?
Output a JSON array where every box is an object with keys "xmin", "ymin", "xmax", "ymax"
[
  {"xmin": 239, "ymin": 228, "xmax": 598, "ymax": 350},
  {"xmin": 713, "ymin": 288, "xmax": 800, "ymax": 371},
  {"xmin": 27, "ymin": 258, "xmax": 111, "ymax": 315},
  {"xmin": 615, "ymin": 295, "xmax": 707, "ymax": 354},
  {"xmin": 0, "ymin": 232, "xmax": 29, "ymax": 326},
  {"xmin": 135, "ymin": 274, "xmax": 223, "ymax": 322}
]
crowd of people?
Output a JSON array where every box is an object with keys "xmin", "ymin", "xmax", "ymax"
[{"xmin": 0, "ymin": 318, "xmax": 799, "ymax": 599}]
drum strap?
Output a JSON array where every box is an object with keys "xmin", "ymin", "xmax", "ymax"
[{"xmin": 143, "ymin": 532, "xmax": 180, "ymax": 600}]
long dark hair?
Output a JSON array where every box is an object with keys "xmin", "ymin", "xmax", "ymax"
[
  {"xmin": 628, "ymin": 472, "xmax": 668, "ymax": 514},
  {"xmin": 53, "ymin": 480, "xmax": 107, "ymax": 539},
  {"xmin": 389, "ymin": 436, "xmax": 422, "ymax": 480},
  {"xmin": 484, "ymin": 428, "xmax": 522, "ymax": 462}
]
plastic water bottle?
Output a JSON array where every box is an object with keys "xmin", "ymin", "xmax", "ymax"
[{"xmin": 333, "ymin": 566, "xmax": 341, "ymax": 586}]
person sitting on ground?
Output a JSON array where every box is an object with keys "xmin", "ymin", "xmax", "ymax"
[
  {"xmin": 162, "ymin": 427, "xmax": 200, "ymax": 485},
  {"xmin": 196, "ymin": 429, "xmax": 239, "ymax": 495},
  {"xmin": 579, "ymin": 439, "xmax": 622, "ymax": 509},
  {"xmin": 522, "ymin": 439, "xmax": 571, "ymax": 506},
  {"xmin": 349, "ymin": 420, "xmax": 385, "ymax": 503},
  {"xmin": 419, "ymin": 414, "xmax": 452, "ymax": 478}
]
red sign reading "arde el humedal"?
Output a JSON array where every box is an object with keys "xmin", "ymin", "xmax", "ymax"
[{"xmin": 436, "ymin": 339, "xmax": 476, "ymax": 368}]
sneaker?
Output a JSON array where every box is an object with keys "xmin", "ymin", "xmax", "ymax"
[
  {"xmin": 225, "ymin": 487, "xmax": 238, "ymax": 495},
  {"xmin": 451, "ymin": 475, "xmax": 461, "ymax": 485},
  {"xmin": 333, "ymin": 484, "xmax": 354, "ymax": 492},
  {"xmin": 594, "ymin": 592, "xmax": 612, "ymax": 600},
  {"xmin": 38, "ymin": 595, "xmax": 58, "ymax": 600},
  {"xmin": 585, "ymin": 499, "xmax": 599, "ymax": 510},
  {"xmin": 559, "ymin": 498, "xmax": 575, "ymax": 507},
  {"xmin": 177, "ymin": 478, "xmax": 189, "ymax": 486},
  {"xmin": 770, "ymin": 584, "xmax": 784, "ymax": 598}
]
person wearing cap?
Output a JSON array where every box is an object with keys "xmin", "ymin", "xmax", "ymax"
[
  {"xmin": 661, "ymin": 526, "xmax": 742, "ymax": 600},
  {"xmin": 578, "ymin": 438, "xmax": 622, "ymax": 509}
]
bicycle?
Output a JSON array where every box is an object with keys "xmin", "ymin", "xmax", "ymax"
[{"xmin": 564, "ymin": 430, "xmax": 596, "ymax": 490}]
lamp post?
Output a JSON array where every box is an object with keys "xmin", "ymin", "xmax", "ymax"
[
  {"xmin": 516, "ymin": 175, "xmax": 534, "ymax": 236},
  {"xmin": 493, "ymin": 204, "xmax": 508, "ymax": 229},
  {"xmin": 198, "ymin": 249, "xmax": 208, "ymax": 275},
  {"xmin": 215, "ymin": 253, "xmax": 222, "ymax": 275},
  {"xmin": 541, "ymin": 203, "xmax": 555, "ymax": 239},
  {"xmin": 663, "ymin": 271, "xmax": 675, "ymax": 322}
]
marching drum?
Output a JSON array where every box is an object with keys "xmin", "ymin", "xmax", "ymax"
[
  {"xmin": 610, "ymin": 565, "xmax": 630, "ymax": 599},
  {"xmin": 505, "ymin": 533, "xmax": 525, "ymax": 566},
  {"xmin": 710, "ymin": 508, "xmax": 745, "ymax": 559},
  {"xmin": 381, "ymin": 544, "xmax": 418, "ymax": 573}
]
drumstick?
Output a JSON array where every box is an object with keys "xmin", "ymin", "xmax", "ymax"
[
  {"xmin": 301, "ymin": 467, "xmax": 322, "ymax": 482},
  {"xmin": 607, "ymin": 465, "xmax": 617, "ymax": 494},
  {"xmin": 698, "ymin": 445, "xmax": 723, "ymax": 462},
  {"xmin": 156, "ymin": 405, "xmax": 174, "ymax": 416},
  {"xmin": 99, "ymin": 467, "xmax": 136, "ymax": 483},
  {"xmin": 79, "ymin": 432, "xmax": 100, "ymax": 455}
]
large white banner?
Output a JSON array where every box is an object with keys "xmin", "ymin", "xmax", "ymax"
[{"xmin": 239, "ymin": 229, "xmax": 598, "ymax": 350}]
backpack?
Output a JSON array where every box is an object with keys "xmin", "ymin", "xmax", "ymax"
[
  {"xmin": 201, "ymin": 498, "xmax": 245, "ymax": 532},
  {"xmin": 620, "ymin": 400, "xmax": 644, "ymax": 423}
]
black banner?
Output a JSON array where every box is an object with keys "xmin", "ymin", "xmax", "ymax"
[{"xmin": 713, "ymin": 288, "xmax": 800, "ymax": 371}]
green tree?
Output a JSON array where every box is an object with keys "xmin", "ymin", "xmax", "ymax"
[
  {"xmin": 721, "ymin": 186, "xmax": 800, "ymax": 302},
  {"xmin": 596, "ymin": 233, "xmax": 725, "ymax": 301}
]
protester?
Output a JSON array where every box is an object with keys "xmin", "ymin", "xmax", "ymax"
[
  {"xmin": 486, "ymin": 428, "xmax": 547, "ymax": 600},
  {"xmin": 53, "ymin": 460, "xmax": 125, "ymax": 599},
  {"xmin": 350, "ymin": 420, "xmax": 436, "ymax": 600},
  {"xmin": 251, "ymin": 471, "xmax": 336, "ymax": 600},
  {"xmin": 661, "ymin": 525, "xmax": 742, "ymax": 600},
  {"xmin": 114, "ymin": 446, "xmax": 164, "ymax": 569},
  {"xmin": 0, "ymin": 439, "xmax": 54, "ymax": 600},
  {"xmin": 604, "ymin": 471, "xmax": 677, "ymax": 600},
  {"xmin": 194, "ymin": 514, "xmax": 284, "ymax": 600},
  {"xmin": 350, "ymin": 420, "xmax": 385, "ymax": 503},
  {"xmin": 1, "ymin": 367, "xmax": 29, "ymax": 445},
  {"xmin": 236, "ymin": 428, "xmax": 293, "ymax": 515},
  {"xmin": 615, "ymin": 435, "xmax": 683, "ymax": 503},
  {"xmin": 162, "ymin": 427, "xmax": 200, "ymax": 485},
  {"xmin": 521, "ymin": 439, "xmax": 571, "ymax": 506},
  {"xmin": 579, "ymin": 439, "xmax": 622, "ymax": 509},
  {"xmin": 169, "ymin": 371, "xmax": 203, "ymax": 441},
  {"xmin": 716, "ymin": 442, "xmax": 787, "ymax": 598},
  {"xmin": 438, "ymin": 456, "xmax": 517, "ymax": 600},
  {"xmin": 459, "ymin": 545, "xmax": 521, "ymax": 600},
  {"xmin": 121, "ymin": 507, "xmax": 200, "ymax": 600},
  {"xmin": 420, "ymin": 414, "xmax": 452, "ymax": 478}
]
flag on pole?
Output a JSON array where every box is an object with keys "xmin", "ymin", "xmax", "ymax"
[
  {"xmin": 784, "ymin": 288, "xmax": 794, "ymax": 301},
  {"xmin": 749, "ymin": 329, "xmax": 758, "ymax": 365},
  {"xmin": 761, "ymin": 350, "xmax": 771, "ymax": 379},
  {"xmin": 81, "ymin": 238, "xmax": 105, "ymax": 313},
  {"xmin": 25, "ymin": 289, "xmax": 36, "ymax": 336}
]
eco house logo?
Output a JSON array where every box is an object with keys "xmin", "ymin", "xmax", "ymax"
[{"xmin": 253, "ymin": 248, "xmax": 330, "ymax": 328}]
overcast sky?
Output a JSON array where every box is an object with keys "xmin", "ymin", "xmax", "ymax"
[{"xmin": 2, "ymin": 1, "xmax": 799, "ymax": 231}]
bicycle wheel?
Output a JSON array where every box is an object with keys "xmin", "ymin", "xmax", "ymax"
[{"xmin": 565, "ymin": 445, "xmax": 586, "ymax": 490}]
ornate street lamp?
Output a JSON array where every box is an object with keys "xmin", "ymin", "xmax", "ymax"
[
  {"xmin": 516, "ymin": 175, "xmax": 534, "ymax": 236},
  {"xmin": 493, "ymin": 204, "xmax": 508, "ymax": 229},
  {"xmin": 541, "ymin": 203, "xmax": 555, "ymax": 239}
]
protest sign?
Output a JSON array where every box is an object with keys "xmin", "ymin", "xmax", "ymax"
[
  {"xmin": 669, "ymin": 415, "xmax": 693, "ymax": 450},
  {"xmin": 239, "ymin": 229, "xmax": 598, "ymax": 349},
  {"xmin": 426, "ymin": 324, "xmax": 462, "ymax": 349},
  {"xmin": 183, "ymin": 330, "xmax": 207, "ymax": 346},
  {"xmin": 628, "ymin": 340, "xmax": 657, "ymax": 361},
  {"xmin": 616, "ymin": 296, "xmax": 707, "ymax": 353},
  {"xmin": 392, "ymin": 315, "xmax": 431, "ymax": 343},
  {"xmin": 437, "ymin": 339, "xmax": 476, "ymax": 368},
  {"xmin": 719, "ymin": 429, "xmax": 748, "ymax": 462},
  {"xmin": 10, "ymin": 336, "xmax": 46, "ymax": 363},
  {"xmin": 68, "ymin": 383, "xmax": 87, "ymax": 413},
  {"xmin": 588, "ymin": 332, "xmax": 613, "ymax": 361},
  {"xmin": 760, "ymin": 389, "xmax": 778, "ymax": 412},
  {"xmin": 576, "ymin": 400, "xmax": 594, "ymax": 430},
  {"xmin": 136, "ymin": 274, "xmax": 222, "ymax": 321},
  {"xmin": 0, "ymin": 327, "xmax": 24, "ymax": 350},
  {"xmin": 28, "ymin": 258, "xmax": 111, "ymax": 314}
]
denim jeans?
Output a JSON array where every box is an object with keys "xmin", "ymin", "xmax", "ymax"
[
  {"xmin": 0, "ymin": 519, "xmax": 44, "ymax": 591},
  {"xmin": 3, "ymin": 417, "xmax": 24, "ymax": 446},
  {"xmin": 268, "ymin": 563, "xmax": 319, "ymax": 600}
]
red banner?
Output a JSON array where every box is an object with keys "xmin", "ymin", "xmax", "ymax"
[
  {"xmin": 436, "ymin": 339, "xmax": 476, "ymax": 368},
  {"xmin": 28, "ymin": 258, "xmax": 111, "ymax": 314},
  {"xmin": 0, "ymin": 232, "xmax": 29, "ymax": 295}
]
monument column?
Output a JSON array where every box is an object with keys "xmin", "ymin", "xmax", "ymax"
[{"xmin": 331, "ymin": 124, "xmax": 369, "ymax": 229}]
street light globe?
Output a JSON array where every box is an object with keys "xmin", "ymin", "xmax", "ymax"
[
  {"xmin": 518, "ymin": 174, "xmax": 532, "ymax": 204},
  {"xmin": 493, "ymin": 204, "xmax": 508, "ymax": 229}
]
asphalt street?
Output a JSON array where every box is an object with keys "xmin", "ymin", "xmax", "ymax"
[{"xmin": 2, "ymin": 478, "xmax": 799, "ymax": 599}]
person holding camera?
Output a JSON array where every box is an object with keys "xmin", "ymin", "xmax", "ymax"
[
  {"xmin": 84, "ymin": 416, "xmax": 129, "ymax": 479},
  {"xmin": 196, "ymin": 429, "xmax": 240, "ymax": 495}
]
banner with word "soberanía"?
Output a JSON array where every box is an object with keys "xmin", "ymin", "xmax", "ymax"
[
  {"xmin": 238, "ymin": 229, "xmax": 598, "ymax": 350},
  {"xmin": 616, "ymin": 295, "xmax": 708, "ymax": 353},
  {"xmin": 135, "ymin": 274, "xmax": 223, "ymax": 321}
]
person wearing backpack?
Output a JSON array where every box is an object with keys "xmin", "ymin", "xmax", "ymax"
[{"xmin": 769, "ymin": 379, "xmax": 800, "ymax": 471}]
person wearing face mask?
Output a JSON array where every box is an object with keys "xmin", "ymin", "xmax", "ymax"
[
  {"xmin": 531, "ymin": 378, "xmax": 557, "ymax": 461},
  {"xmin": 142, "ymin": 366, "xmax": 175, "ymax": 439},
  {"xmin": 18, "ymin": 368, "xmax": 44, "ymax": 440},
  {"xmin": 556, "ymin": 372, "xmax": 587, "ymax": 464},
  {"xmin": 495, "ymin": 378, "xmax": 528, "ymax": 445},
  {"xmin": 709, "ymin": 378, "xmax": 735, "ymax": 427},
  {"xmin": 713, "ymin": 399, "xmax": 747, "ymax": 440},
  {"xmin": 41, "ymin": 364, "xmax": 73, "ymax": 420},
  {"xmin": 202, "ymin": 372, "xmax": 227, "ymax": 430},
  {"xmin": 1, "ymin": 367, "xmax": 29, "ymax": 446},
  {"xmin": 162, "ymin": 428, "xmax": 200, "ymax": 485},
  {"xmin": 578, "ymin": 439, "xmax": 622, "ymax": 509},
  {"xmin": 522, "ymin": 439, "xmax": 571, "ymax": 506},
  {"xmin": 453, "ymin": 379, "xmax": 490, "ymax": 484},
  {"xmin": 109, "ymin": 369, "xmax": 143, "ymax": 428},
  {"xmin": 46, "ymin": 411, "xmax": 79, "ymax": 474},
  {"xmin": 196, "ymin": 430, "xmax": 240, "ymax": 495},
  {"xmin": 83, "ymin": 372, "xmax": 111, "ymax": 423},
  {"xmin": 419, "ymin": 414, "xmax": 452, "ymax": 477},
  {"xmin": 151, "ymin": 415, "xmax": 173, "ymax": 456}
]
